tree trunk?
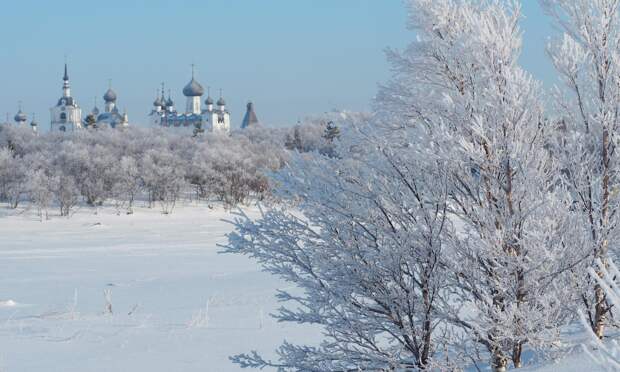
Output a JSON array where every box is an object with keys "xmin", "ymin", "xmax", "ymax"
[
  {"xmin": 595, "ymin": 126, "xmax": 611, "ymax": 339},
  {"xmin": 594, "ymin": 254, "xmax": 609, "ymax": 339},
  {"xmin": 492, "ymin": 353, "xmax": 508, "ymax": 372},
  {"xmin": 594, "ymin": 286, "xmax": 606, "ymax": 338},
  {"xmin": 420, "ymin": 275, "xmax": 432, "ymax": 368},
  {"xmin": 512, "ymin": 342, "xmax": 522, "ymax": 368}
]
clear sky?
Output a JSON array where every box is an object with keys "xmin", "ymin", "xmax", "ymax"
[{"xmin": 0, "ymin": 0, "xmax": 556, "ymax": 129}]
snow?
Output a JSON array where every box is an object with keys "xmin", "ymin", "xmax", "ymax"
[
  {"xmin": 0, "ymin": 203, "xmax": 320, "ymax": 371},
  {"xmin": 525, "ymin": 355, "xmax": 593, "ymax": 372},
  {"xmin": 0, "ymin": 201, "xmax": 612, "ymax": 371},
  {"xmin": 0, "ymin": 300, "xmax": 17, "ymax": 308}
]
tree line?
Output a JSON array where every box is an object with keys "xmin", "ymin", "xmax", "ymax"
[{"xmin": 0, "ymin": 117, "xmax": 343, "ymax": 218}]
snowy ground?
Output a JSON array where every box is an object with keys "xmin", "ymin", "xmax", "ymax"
[
  {"xmin": 0, "ymin": 202, "xmax": 320, "ymax": 372},
  {"xmin": 0, "ymin": 202, "xmax": 606, "ymax": 371}
]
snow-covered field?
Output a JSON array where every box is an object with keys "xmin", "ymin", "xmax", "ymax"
[
  {"xmin": 0, "ymin": 203, "xmax": 320, "ymax": 372},
  {"xmin": 0, "ymin": 202, "xmax": 606, "ymax": 371}
]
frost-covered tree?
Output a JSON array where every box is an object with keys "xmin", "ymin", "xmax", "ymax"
[
  {"xmin": 53, "ymin": 171, "xmax": 80, "ymax": 217},
  {"xmin": 224, "ymin": 0, "xmax": 580, "ymax": 369},
  {"xmin": 28, "ymin": 168, "xmax": 56, "ymax": 221},
  {"xmin": 376, "ymin": 0, "xmax": 578, "ymax": 370},
  {"xmin": 0, "ymin": 124, "xmax": 38, "ymax": 159},
  {"xmin": 78, "ymin": 142, "xmax": 116, "ymax": 208},
  {"xmin": 0, "ymin": 148, "xmax": 29, "ymax": 208},
  {"xmin": 542, "ymin": 0, "xmax": 620, "ymax": 340},
  {"xmin": 225, "ymin": 117, "xmax": 459, "ymax": 369},
  {"xmin": 107, "ymin": 156, "xmax": 142, "ymax": 214},
  {"xmin": 283, "ymin": 112, "xmax": 363, "ymax": 156},
  {"xmin": 0, "ymin": 117, "xmax": 315, "ymax": 216},
  {"xmin": 140, "ymin": 149, "xmax": 187, "ymax": 214}
]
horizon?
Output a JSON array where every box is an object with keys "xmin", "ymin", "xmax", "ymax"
[{"xmin": 1, "ymin": 1, "xmax": 555, "ymax": 130}]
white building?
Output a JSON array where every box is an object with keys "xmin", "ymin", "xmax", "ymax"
[
  {"xmin": 12, "ymin": 103, "xmax": 38, "ymax": 132},
  {"xmin": 149, "ymin": 67, "xmax": 230, "ymax": 135},
  {"xmin": 50, "ymin": 64, "xmax": 82, "ymax": 132},
  {"xmin": 84, "ymin": 84, "xmax": 129, "ymax": 129}
]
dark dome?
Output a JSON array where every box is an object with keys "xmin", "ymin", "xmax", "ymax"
[
  {"xmin": 14, "ymin": 110, "xmax": 27, "ymax": 122},
  {"xmin": 183, "ymin": 78, "xmax": 204, "ymax": 97},
  {"xmin": 217, "ymin": 97, "xmax": 226, "ymax": 106},
  {"xmin": 153, "ymin": 96, "xmax": 164, "ymax": 107},
  {"xmin": 205, "ymin": 96, "xmax": 214, "ymax": 105},
  {"xmin": 166, "ymin": 97, "xmax": 174, "ymax": 107},
  {"xmin": 103, "ymin": 88, "xmax": 117, "ymax": 102}
]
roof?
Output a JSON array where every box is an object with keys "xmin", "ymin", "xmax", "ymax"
[
  {"xmin": 183, "ymin": 78, "xmax": 205, "ymax": 97},
  {"xmin": 241, "ymin": 102, "xmax": 259, "ymax": 129},
  {"xmin": 103, "ymin": 88, "xmax": 117, "ymax": 102},
  {"xmin": 96, "ymin": 111, "xmax": 124, "ymax": 128},
  {"xmin": 14, "ymin": 110, "xmax": 27, "ymax": 122}
]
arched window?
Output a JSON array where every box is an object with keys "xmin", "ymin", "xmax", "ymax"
[{"xmin": 60, "ymin": 112, "xmax": 67, "ymax": 122}]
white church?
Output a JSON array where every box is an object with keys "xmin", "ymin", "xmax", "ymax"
[
  {"xmin": 84, "ymin": 83, "xmax": 129, "ymax": 129},
  {"xmin": 50, "ymin": 64, "xmax": 83, "ymax": 132},
  {"xmin": 47, "ymin": 64, "xmax": 129, "ymax": 132},
  {"xmin": 148, "ymin": 67, "xmax": 231, "ymax": 134},
  {"xmin": 9, "ymin": 63, "xmax": 261, "ymax": 133},
  {"xmin": 11, "ymin": 103, "xmax": 38, "ymax": 132}
]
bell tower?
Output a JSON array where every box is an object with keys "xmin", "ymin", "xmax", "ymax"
[{"xmin": 50, "ymin": 63, "xmax": 82, "ymax": 133}]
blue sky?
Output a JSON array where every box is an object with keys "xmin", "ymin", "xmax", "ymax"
[{"xmin": 0, "ymin": 0, "xmax": 556, "ymax": 129}]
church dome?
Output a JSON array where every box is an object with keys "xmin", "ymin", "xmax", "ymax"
[
  {"xmin": 14, "ymin": 110, "xmax": 27, "ymax": 122},
  {"xmin": 166, "ymin": 97, "xmax": 174, "ymax": 107},
  {"xmin": 205, "ymin": 96, "xmax": 214, "ymax": 105},
  {"xmin": 217, "ymin": 97, "xmax": 226, "ymax": 106},
  {"xmin": 153, "ymin": 96, "xmax": 164, "ymax": 107},
  {"xmin": 103, "ymin": 88, "xmax": 117, "ymax": 102},
  {"xmin": 183, "ymin": 78, "xmax": 204, "ymax": 97}
]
